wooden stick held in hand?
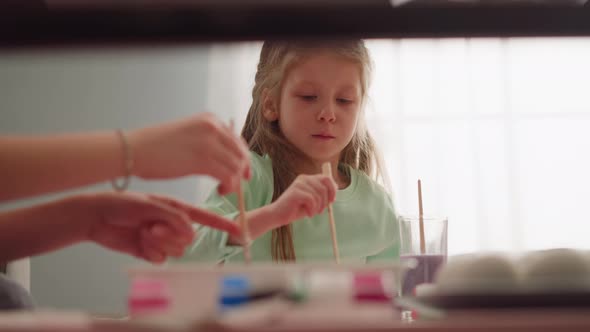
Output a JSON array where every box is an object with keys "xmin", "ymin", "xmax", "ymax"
[
  {"xmin": 418, "ymin": 179, "xmax": 426, "ymax": 254},
  {"xmin": 237, "ymin": 182, "xmax": 251, "ymax": 264},
  {"xmin": 322, "ymin": 162, "xmax": 340, "ymax": 264},
  {"xmin": 230, "ymin": 119, "xmax": 251, "ymax": 264}
]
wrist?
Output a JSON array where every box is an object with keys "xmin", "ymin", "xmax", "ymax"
[
  {"xmin": 227, "ymin": 204, "xmax": 279, "ymax": 245},
  {"xmin": 247, "ymin": 204, "xmax": 281, "ymax": 239},
  {"xmin": 50, "ymin": 194, "xmax": 97, "ymax": 243},
  {"xmin": 126, "ymin": 129, "xmax": 145, "ymax": 179}
]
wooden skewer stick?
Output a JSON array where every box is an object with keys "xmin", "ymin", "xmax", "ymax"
[
  {"xmin": 237, "ymin": 181, "xmax": 251, "ymax": 264},
  {"xmin": 322, "ymin": 162, "xmax": 340, "ymax": 264},
  {"xmin": 418, "ymin": 179, "xmax": 426, "ymax": 254},
  {"xmin": 230, "ymin": 119, "xmax": 251, "ymax": 264}
]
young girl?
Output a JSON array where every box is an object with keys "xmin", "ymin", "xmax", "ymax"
[{"xmin": 181, "ymin": 40, "xmax": 399, "ymax": 263}]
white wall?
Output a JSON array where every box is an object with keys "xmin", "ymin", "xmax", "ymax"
[{"xmin": 0, "ymin": 46, "xmax": 212, "ymax": 315}]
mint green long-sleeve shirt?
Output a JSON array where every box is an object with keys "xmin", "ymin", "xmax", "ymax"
[{"xmin": 179, "ymin": 152, "xmax": 399, "ymax": 264}]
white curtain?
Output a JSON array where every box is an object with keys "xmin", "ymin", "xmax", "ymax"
[{"xmin": 206, "ymin": 38, "xmax": 590, "ymax": 256}]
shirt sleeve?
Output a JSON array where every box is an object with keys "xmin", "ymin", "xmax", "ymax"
[{"xmin": 178, "ymin": 153, "xmax": 274, "ymax": 263}]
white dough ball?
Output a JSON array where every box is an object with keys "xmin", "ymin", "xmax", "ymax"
[
  {"xmin": 519, "ymin": 248, "xmax": 590, "ymax": 291},
  {"xmin": 436, "ymin": 253, "xmax": 519, "ymax": 294}
]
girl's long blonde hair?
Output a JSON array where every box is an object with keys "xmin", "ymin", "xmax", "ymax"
[{"xmin": 241, "ymin": 40, "xmax": 386, "ymax": 262}]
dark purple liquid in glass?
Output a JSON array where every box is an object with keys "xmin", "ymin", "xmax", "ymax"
[{"xmin": 400, "ymin": 254, "xmax": 445, "ymax": 296}]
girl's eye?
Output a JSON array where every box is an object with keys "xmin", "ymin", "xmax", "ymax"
[
  {"xmin": 337, "ymin": 98, "xmax": 354, "ymax": 104},
  {"xmin": 299, "ymin": 95, "xmax": 317, "ymax": 101}
]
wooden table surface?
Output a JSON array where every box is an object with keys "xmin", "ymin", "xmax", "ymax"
[{"xmin": 3, "ymin": 307, "xmax": 590, "ymax": 332}]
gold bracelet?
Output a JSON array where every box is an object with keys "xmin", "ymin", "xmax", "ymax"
[{"xmin": 111, "ymin": 129, "xmax": 134, "ymax": 192}]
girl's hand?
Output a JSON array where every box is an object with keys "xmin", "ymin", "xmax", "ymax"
[
  {"xmin": 129, "ymin": 113, "xmax": 251, "ymax": 196},
  {"xmin": 269, "ymin": 174, "xmax": 337, "ymax": 227}
]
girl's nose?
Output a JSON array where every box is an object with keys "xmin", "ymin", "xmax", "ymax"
[{"xmin": 317, "ymin": 102, "xmax": 336, "ymax": 122}]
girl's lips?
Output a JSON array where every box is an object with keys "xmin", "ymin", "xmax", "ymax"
[{"xmin": 312, "ymin": 134, "xmax": 335, "ymax": 140}]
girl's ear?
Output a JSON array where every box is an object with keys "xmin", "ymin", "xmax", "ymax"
[{"xmin": 262, "ymin": 88, "xmax": 279, "ymax": 122}]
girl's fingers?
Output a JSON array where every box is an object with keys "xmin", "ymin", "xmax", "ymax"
[
  {"xmin": 308, "ymin": 177, "xmax": 329, "ymax": 214},
  {"xmin": 295, "ymin": 188, "xmax": 317, "ymax": 218},
  {"xmin": 320, "ymin": 176, "xmax": 337, "ymax": 203}
]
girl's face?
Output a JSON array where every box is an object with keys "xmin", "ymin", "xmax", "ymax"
[{"xmin": 268, "ymin": 52, "xmax": 363, "ymax": 165}]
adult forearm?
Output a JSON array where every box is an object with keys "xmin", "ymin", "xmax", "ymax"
[
  {"xmin": 0, "ymin": 132, "xmax": 124, "ymax": 201},
  {"xmin": 0, "ymin": 196, "xmax": 90, "ymax": 262}
]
